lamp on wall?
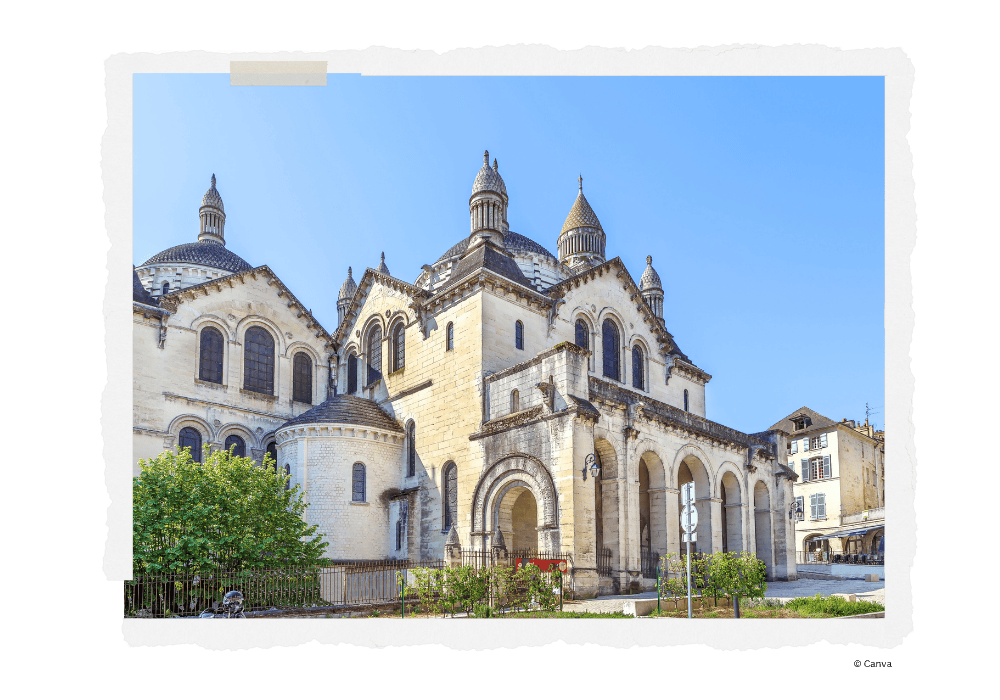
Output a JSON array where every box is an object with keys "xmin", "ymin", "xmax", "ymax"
[
  {"xmin": 789, "ymin": 500, "xmax": 803, "ymax": 521},
  {"xmin": 583, "ymin": 453, "xmax": 600, "ymax": 481}
]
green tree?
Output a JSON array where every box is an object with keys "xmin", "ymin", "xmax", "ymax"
[{"xmin": 133, "ymin": 446, "xmax": 327, "ymax": 575}]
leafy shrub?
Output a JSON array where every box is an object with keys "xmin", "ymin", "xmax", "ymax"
[{"xmin": 784, "ymin": 594, "xmax": 884, "ymax": 617}]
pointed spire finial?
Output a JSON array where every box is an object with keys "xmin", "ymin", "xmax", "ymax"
[
  {"xmin": 484, "ymin": 149, "xmax": 489, "ymax": 166},
  {"xmin": 578, "ymin": 174, "xmax": 583, "ymax": 193},
  {"xmin": 647, "ymin": 255, "xmax": 652, "ymax": 265},
  {"xmin": 381, "ymin": 251, "xmax": 385, "ymax": 263},
  {"xmin": 347, "ymin": 266, "xmax": 352, "ymax": 277},
  {"xmin": 493, "ymin": 157, "xmax": 498, "ymax": 172},
  {"xmin": 211, "ymin": 173, "xmax": 216, "ymax": 188}
]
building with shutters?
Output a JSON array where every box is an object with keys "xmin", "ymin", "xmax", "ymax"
[
  {"xmin": 768, "ymin": 407, "xmax": 885, "ymax": 562},
  {"xmin": 134, "ymin": 153, "xmax": 802, "ymax": 595}
]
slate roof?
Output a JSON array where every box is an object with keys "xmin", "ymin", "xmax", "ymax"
[
  {"xmin": 141, "ymin": 241, "xmax": 254, "ymax": 273},
  {"xmin": 435, "ymin": 239, "xmax": 535, "ymax": 295},
  {"xmin": 561, "ymin": 191, "xmax": 603, "ymax": 234},
  {"xmin": 767, "ymin": 406, "xmax": 838, "ymax": 434},
  {"xmin": 436, "ymin": 231, "xmax": 556, "ymax": 264},
  {"xmin": 279, "ymin": 394, "xmax": 403, "ymax": 432},
  {"xmin": 132, "ymin": 267, "xmax": 157, "ymax": 305}
]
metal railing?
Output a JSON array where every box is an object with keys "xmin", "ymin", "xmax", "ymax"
[
  {"xmin": 795, "ymin": 551, "xmax": 884, "ymax": 566},
  {"xmin": 640, "ymin": 546, "xmax": 660, "ymax": 579},
  {"xmin": 460, "ymin": 549, "xmax": 569, "ymax": 570},
  {"xmin": 124, "ymin": 560, "xmax": 446, "ymax": 618},
  {"xmin": 597, "ymin": 548, "xmax": 614, "ymax": 577}
]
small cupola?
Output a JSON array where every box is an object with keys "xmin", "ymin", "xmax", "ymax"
[
  {"xmin": 557, "ymin": 175, "xmax": 606, "ymax": 271},
  {"xmin": 337, "ymin": 267, "xmax": 357, "ymax": 327},
  {"xmin": 639, "ymin": 255, "xmax": 664, "ymax": 321},
  {"xmin": 469, "ymin": 150, "xmax": 509, "ymax": 248},
  {"xmin": 198, "ymin": 174, "xmax": 226, "ymax": 245}
]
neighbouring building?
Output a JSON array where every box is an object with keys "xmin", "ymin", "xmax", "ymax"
[
  {"xmin": 134, "ymin": 153, "xmax": 801, "ymax": 597},
  {"xmin": 768, "ymin": 407, "xmax": 885, "ymax": 562}
]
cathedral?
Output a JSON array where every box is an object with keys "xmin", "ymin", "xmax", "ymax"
[{"xmin": 133, "ymin": 151, "xmax": 799, "ymax": 597}]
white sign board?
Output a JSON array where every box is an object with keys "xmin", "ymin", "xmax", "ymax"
[
  {"xmin": 681, "ymin": 482, "xmax": 695, "ymax": 506},
  {"xmin": 681, "ymin": 504, "xmax": 698, "ymax": 533},
  {"xmin": 682, "ymin": 532, "xmax": 697, "ymax": 543}
]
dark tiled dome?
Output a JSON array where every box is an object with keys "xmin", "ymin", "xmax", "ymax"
[
  {"xmin": 279, "ymin": 394, "xmax": 403, "ymax": 433},
  {"xmin": 141, "ymin": 241, "xmax": 254, "ymax": 273},
  {"xmin": 436, "ymin": 231, "xmax": 555, "ymax": 264}
]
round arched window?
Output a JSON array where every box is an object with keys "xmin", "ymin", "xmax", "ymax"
[{"xmin": 602, "ymin": 319, "xmax": 620, "ymax": 381}]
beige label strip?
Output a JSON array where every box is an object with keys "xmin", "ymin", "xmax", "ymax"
[{"xmin": 230, "ymin": 61, "xmax": 327, "ymax": 86}]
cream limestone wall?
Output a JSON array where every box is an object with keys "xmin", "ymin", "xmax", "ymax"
[
  {"xmin": 137, "ymin": 265, "xmax": 235, "ymax": 300},
  {"xmin": 132, "ymin": 270, "xmax": 332, "ymax": 477}
]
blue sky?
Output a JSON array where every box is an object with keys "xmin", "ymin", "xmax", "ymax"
[{"xmin": 134, "ymin": 74, "xmax": 884, "ymax": 433}]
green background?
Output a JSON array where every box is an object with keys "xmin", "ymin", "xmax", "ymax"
[{"xmin": 3, "ymin": 2, "xmax": 997, "ymax": 697}]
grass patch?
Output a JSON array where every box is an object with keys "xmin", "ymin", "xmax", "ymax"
[
  {"xmin": 784, "ymin": 595, "xmax": 884, "ymax": 617},
  {"xmin": 647, "ymin": 595, "xmax": 883, "ymax": 619},
  {"xmin": 504, "ymin": 611, "xmax": 632, "ymax": 619}
]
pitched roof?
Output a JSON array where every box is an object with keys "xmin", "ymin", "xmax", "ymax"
[
  {"xmin": 767, "ymin": 406, "xmax": 838, "ymax": 434},
  {"xmin": 132, "ymin": 267, "xmax": 157, "ymax": 306},
  {"xmin": 435, "ymin": 238, "xmax": 535, "ymax": 295},
  {"xmin": 278, "ymin": 394, "xmax": 403, "ymax": 433}
]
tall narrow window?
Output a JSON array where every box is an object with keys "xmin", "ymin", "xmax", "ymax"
[
  {"xmin": 406, "ymin": 421, "xmax": 416, "ymax": 477},
  {"xmin": 178, "ymin": 427, "xmax": 202, "ymax": 463},
  {"xmin": 162, "ymin": 281, "xmax": 170, "ymax": 295},
  {"xmin": 243, "ymin": 327, "xmax": 275, "ymax": 395},
  {"xmin": 396, "ymin": 520, "xmax": 403, "ymax": 550},
  {"xmin": 352, "ymin": 463, "xmax": 366, "ymax": 502},
  {"xmin": 602, "ymin": 319, "xmax": 620, "ymax": 381},
  {"xmin": 224, "ymin": 434, "xmax": 245, "ymax": 458},
  {"xmin": 515, "ymin": 320, "xmax": 524, "ymax": 350},
  {"xmin": 575, "ymin": 319, "xmax": 589, "ymax": 350},
  {"xmin": 510, "ymin": 389, "xmax": 519, "ymax": 413},
  {"xmin": 446, "ymin": 322, "xmax": 454, "ymax": 350},
  {"xmin": 683, "ymin": 389, "xmax": 690, "ymax": 412},
  {"xmin": 284, "ymin": 464, "xmax": 291, "ymax": 491},
  {"xmin": 292, "ymin": 352, "xmax": 312, "ymax": 404},
  {"xmin": 442, "ymin": 462, "xmax": 458, "ymax": 531},
  {"xmin": 393, "ymin": 322, "xmax": 405, "ymax": 371},
  {"xmin": 199, "ymin": 327, "xmax": 224, "ymax": 384},
  {"xmin": 366, "ymin": 325, "xmax": 382, "ymax": 385},
  {"xmin": 632, "ymin": 346, "xmax": 644, "ymax": 390},
  {"xmin": 347, "ymin": 352, "xmax": 358, "ymax": 394}
]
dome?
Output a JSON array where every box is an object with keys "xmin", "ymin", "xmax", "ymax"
[
  {"xmin": 505, "ymin": 231, "xmax": 558, "ymax": 261},
  {"xmin": 561, "ymin": 192, "xmax": 603, "ymax": 234},
  {"xmin": 279, "ymin": 394, "xmax": 403, "ymax": 433},
  {"xmin": 639, "ymin": 255, "xmax": 662, "ymax": 291},
  {"xmin": 338, "ymin": 267, "xmax": 357, "ymax": 301},
  {"xmin": 471, "ymin": 150, "xmax": 507, "ymax": 199},
  {"xmin": 376, "ymin": 252, "xmax": 390, "ymax": 276},
  {"xmin": 141, "ymin": 241, "xmax": 253, "ymax": 273},
  {"xmin": 201, "ymin": 173, "xmax": 224, "ymax": 212}
]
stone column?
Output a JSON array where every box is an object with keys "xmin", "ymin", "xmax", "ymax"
[
  {"xmin": 664, "ymin": 487, "xmax": 680, "ymax": 558},
  {"xmin": 709, "ymin": 497, "xmax": 723, "ymax": 553}
]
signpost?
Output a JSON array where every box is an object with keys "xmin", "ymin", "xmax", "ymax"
[{"xmin": 681, "ymin": 482, "xmax": 697, "ymax": 619}]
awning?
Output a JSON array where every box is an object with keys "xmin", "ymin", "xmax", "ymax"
[{"xmin": 813, "ymin": 525, "xmax": 884, "ymax": 541}]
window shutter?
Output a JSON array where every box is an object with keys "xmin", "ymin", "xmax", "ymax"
[
  {"xmin": 820, "ymin": 433, "xmax": 828, "ymax": 448},
  {"xmin": 810, "ymin": 494, "xmax": 817, "ymax": 519},
  {"xmin": 823, "ymin": 454, "xmax": 831, "ymax": 479},
  {"xmin": 818, "ymin": 494, "xmax": 826, "ymax": 518},
  {"xmin": 801, "ymin": 459, "xmax": 809, "ymax": 481},
  {"xmin": 791, "ymin": 440, "xmax": 797, "ymax": 454}
]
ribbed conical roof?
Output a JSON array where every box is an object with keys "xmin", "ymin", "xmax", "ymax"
[
  {"xmin": 338, "ymin": 267, "xmax": 357, "ymax": 301},
  {"xmin": 201, "ymin": 173, "xmax": 224, "ymax": 212},
  {"xmin": 639, "ymin": 255, "xmax": 662, "ymax": 291},
  {"xmin": 561, "ymin": 191, "xmax": 602, "ymax": 234},
  {"xmin": 471, "ymin": 150, "xmax": 507, "ymax": 198},
  {"xmin": 376, "ymin": 252, "xmax": 390, "ymax": 276}
]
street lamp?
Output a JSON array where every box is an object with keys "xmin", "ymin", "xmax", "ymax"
[
  {"xmin": 583, "ymin": 453, "xmax": 600, "ymax": 481},
  {"xmin": 789, "ymin": 500, "xmax": 803, "ymax": 521}
]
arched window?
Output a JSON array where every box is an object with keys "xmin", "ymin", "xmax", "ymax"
[
  {"xmin": 602, "ymin": 319, "xmax": 620, "ymax": 381},
  {"xmin": 575, "ymin": 319, "xmax": 589, "ymax": 350},
  {"xmin": 406, "ymin": 421, "xmax": 416, "ymax": 477},
  {"xmin": 632, "ymin": 346, "xmax": 645, "ymax": 390},
  {"xmin": 266, "ymin": 441, "xmax": 278, "ymax": 471},
  {"xmin": 684, "ymin": 389, "xmax": 690, "ymax": 412},
  {"xmin": 283, "ymin": 464, "xmax": 291, "ymax": 491},
  {"xmin": 292, "ymin": 352, "xmax": 312, "ymax": 404},
  {"xmin": 199, "ymin": 327, "xmax": 224, "ymax": 384},
  {"xmin": 162, "ymin": 281, "xmax": 170, "ymax": 295},
  {"xmin": 510, "ymin": 389, "xmax": 519, "ymax": 413},
  {"xmin": 396, "ymin": 520, "xmax": 403, "ymax": 550},
  {"xmin": 224, "ymin": 434, "xmax": 245, "ymax": 458},
  {"xmin": 347, "ymin": 352, "xmax": 358, "ymax": 394},
  {"xmin": 392, "ymin": 322, "xmax": 405, "ymax": 371},
  {"xmin": 178, "ymin": 427, "xmax": 202, "ymax": 463},
  {"xmin": 366, "ymin": 325, "xmax": 382, "ymax": 386},
  {"xmin": 446, "ymin": 322, "xmax": 454, "ymax": 351},
  {"xmin": 442, "ymin": 462, "xmax": 458, "ymax": 531},
  {"xmin": 352, "ymin": 463, "xmax": 366, "ymax": 502},
  {"xmin": 243, "ymin": 327, "xmax": 275, "ymax": 395},
  {"xmin": 515, "ymin": 320, "xmax": 524, "ymax": 350}
]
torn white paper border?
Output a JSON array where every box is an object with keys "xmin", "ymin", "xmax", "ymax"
[{"xmin": 105, "ymin": 45, "xmax": 913, "ymax": 649}]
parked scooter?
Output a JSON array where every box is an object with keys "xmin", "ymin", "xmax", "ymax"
[{"xmin": 199, "ymin": 590, "xmax": 246, "ymax": 618}]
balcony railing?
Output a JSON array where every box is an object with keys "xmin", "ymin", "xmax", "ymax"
[{"xmin": 842, "ymin": 506, "xmax": 884, "ymax": 526}]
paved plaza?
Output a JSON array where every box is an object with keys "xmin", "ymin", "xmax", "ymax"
[{"xmin": 563, "ymin": 578, "xmax": 885, "ymax": 615}]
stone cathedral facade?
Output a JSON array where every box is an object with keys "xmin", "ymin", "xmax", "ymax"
[{"xmin": 133, "ymin": 153, "xmax": 799, "ymax": 597}]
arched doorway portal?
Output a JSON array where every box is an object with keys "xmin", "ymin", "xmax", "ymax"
[
  {"xmin": 753, "ymin": 481, "xmax": 774, "ymax": 578},
  {"xmin": 594, "ymin": 438, "xmax": 619, "ymax": 575},
  {"xmin": 471, "ymin": 453, "xmax": 558, "ymax": 552},
  {"xmin": 501, "ymin": 488, "xmax": 538, "ymax": 552},
  {"xmin": 638, "ymin": 450, "xmax": 667, "ymax": 577},
  {"xmin": 676, "ymin": 455, "xmax": 712, "ymax": 555}
]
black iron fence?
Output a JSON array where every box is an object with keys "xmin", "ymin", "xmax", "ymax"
[
  {"xmin": 125, "ymin": 560, "xmax": 446, "ymax": 618},
  {"xmin": 796, "ymin": 551, "xmax": 884, "ymax": 566},
  {"xmin": 597, "ymin": 548, "xmax": 613, "ymax": 577},
  {"xmin": 460, "ymin": 549, "xmax": 569, "ymax": 570},
  {"xmin": 640, "ymin": 547, "xmax": 660, "ymax": 579}
]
